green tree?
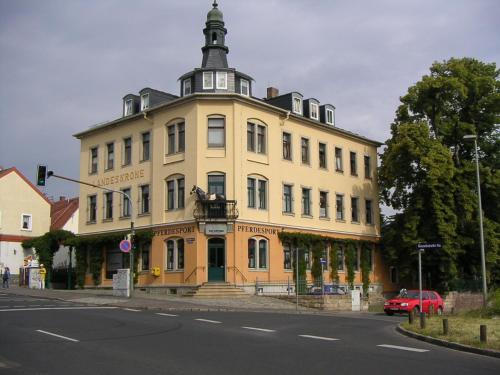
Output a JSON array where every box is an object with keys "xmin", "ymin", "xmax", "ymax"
[{"xmin": 380, "ymin": 58, "xmax": 500, "ymax": 290}]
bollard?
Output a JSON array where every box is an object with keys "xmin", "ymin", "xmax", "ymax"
[
  {"xmin": 443, "ymin": 319, "xmax": 449, "ymax": 335},
  {"xmin": 420, "ymin": 312, "xmax": 426, "ymax": 329},
  {"xmin": 480, "ymin": 325, "xmax": 487, "ymax": 343},
  {"xmin": 408, "ymin": 310, "xmax": 414, "ymax": 324}
]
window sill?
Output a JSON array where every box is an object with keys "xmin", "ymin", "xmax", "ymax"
[
  {"xmin": 89, "ymin": 171, "xmax": 98, "ymax": 176},
  {"xmin": 301, "ymin": 214, "xmax": 313, "ymax": 219},
  {"xmin": 139, "ymin": 159, "xmax": 151, "ymax": 164},
  {"xmin": 335, "ymin": 170, "xmax": 344, "ymax": 174},
  {"xmin": 138, "ymin": 212, "xmax": 151, "ymax": 217},
  {"xmin": 119, "ymin": 216, "xmax": 132, "ymax": 221},
  {"xmin": 282, "ymin": 212, "xmax": 295, "ymax": 217},
  {"xmin": 350, "ymin": 174, "xmax": 358, "ymax": 177},
  {"xmin": 319, "ymin": 217, "xmax": 330, "ymax": 221},
  {"xmin": 86, "ymin": 221, "xmax": 97, "ymax": 225},
  {"xmin": 319, "ymin": 167, "xmax": 328, "ymax": 171},
  {"xmin": 282, "ymin": 158, "xmax": 293, "ymax": 163},
  {"xmin": 104, "ymin": 168, "xmax": 114, "ymax": 173},
  {"xmin": 20, "ymin": 228, "xmax": 32, "ymax": 232},
  {"xmin": 335, "ymin": 219, "xmax": 346, "ymax": 223},
  {"xmin": 166, "ymin": 208, "xmax": 186, "ymax": 212},
  {"xmin": 248, "ymin": 268, "xmax": 269, "ymax": 272},
  {"xmin": 351, "ymin": 221, "xmax": 361, "ymax": 225},
  {"xmin": 102, "ymin": 219, "xmax": 113, "ymax": 223},
  {"xmin": 164, "ymin": 152, "xmax": 185, "ymax": 165},
  {"xmin": 122, "ymin": 163, "xmax": 132, "ymax": 168}
]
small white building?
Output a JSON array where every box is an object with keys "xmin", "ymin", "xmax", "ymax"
[{"xmin": 51, "ymin": 197, "xmax": 79, "ymax": 269}]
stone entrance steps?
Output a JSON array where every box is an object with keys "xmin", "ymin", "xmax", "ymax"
[{"xmin": 184, "ymin": 282, "xmax": 249, "ymax": 298}]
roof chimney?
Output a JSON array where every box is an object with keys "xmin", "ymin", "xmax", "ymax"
[{"xmin": 266, "ymin": 87, "xmax": 279, "ymax": 99}]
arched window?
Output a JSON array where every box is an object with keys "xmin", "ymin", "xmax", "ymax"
[
  {"xmin": 212, "ymin": 32, "xmax": 217, "ymax": 44},
  {"xmin": 247, "ymin": 174, "xmax": 268, "ymax": 210},
  {"xmin": 165, "ymin": 174, "xmax": 185, "ymax": 210},
  {"xmin": 166, "ymin": 238, "xmax": 184, "ymax": 271},
  {"xmin": 248, "ymin": 237, "xmax": 268, "ymax": 270},
  {"xmin": 246, "ymin": 119, "xmax": 267, "ymax": 154},
  {"xmin": 165, "ymin": 119, "xmax": 185, "ymax": 155}
]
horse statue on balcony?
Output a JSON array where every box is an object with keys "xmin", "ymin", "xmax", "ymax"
[{"xmin": 191, "ymin": 185, "xmax": 225, "ymax": 201}]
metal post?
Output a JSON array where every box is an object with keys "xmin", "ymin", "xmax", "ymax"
[
  {"xmin": 130, "ymin": 216, "xmax": 135, "ymax": 295},
  {"xmin": 321, "ymin": 262, "xmax": 324, "ymax": 298},
  {"xmin": 419, "ymin": 249, "xmax": 423, "ymax": 315},
  {"xmin": 68, "ymin": 246, "xmax": 73, "ymax": 290},
  {"xmin": 296, "ymin": 247, "xmax": 299, "ymax": 312}
]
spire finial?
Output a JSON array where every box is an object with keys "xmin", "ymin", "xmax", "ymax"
[{"xmin": 212, "ymin": 0, "xmax": 218, "ymax": 8}]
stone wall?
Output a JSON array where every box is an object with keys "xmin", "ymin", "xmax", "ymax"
[
  {"xmin": 443, "ymin": 291, "xmax": 484, "ymax": 313},
  {"xmin": 277, "ymin": 294, "xmax": 369, "ymax": 311}
]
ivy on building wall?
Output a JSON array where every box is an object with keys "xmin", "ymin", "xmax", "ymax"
[
  {"xmin": 329, "ymin": 241, "xmax": 339, "ymax": 283},
  {"xmin": 345, "ymin": 241, "xmax": 356, "ymax": 289},
  {"xmin": 360, "ymin": 243, "xmax": 372, "ymax": 296}
]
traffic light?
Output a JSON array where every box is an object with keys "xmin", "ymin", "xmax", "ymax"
[{"xmin": 36, "ymin": 165, "xmax": 47, "ymax": 186}]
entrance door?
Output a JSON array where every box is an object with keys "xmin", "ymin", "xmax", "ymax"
[{"xmin": 208, "ymin": 238, "xmax": 225, "ymax": 281}]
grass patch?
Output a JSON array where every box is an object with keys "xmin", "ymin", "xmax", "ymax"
[{"xmin": 402, "ymin": 314, "xmax": 500, "ymax": 351}]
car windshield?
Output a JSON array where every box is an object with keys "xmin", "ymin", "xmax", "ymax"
[{"xmin": 398, "ymin": 291, "xmax": 420, "ymax": 299}]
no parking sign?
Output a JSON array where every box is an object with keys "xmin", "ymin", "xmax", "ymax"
[{"xmin": 119, "ymin": 239, "xmax": 132, "ymax": 253}]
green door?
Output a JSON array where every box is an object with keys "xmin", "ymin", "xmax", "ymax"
[{"xmin": 208, "ymin": 238, "xmax": 225, "ymax": 281}]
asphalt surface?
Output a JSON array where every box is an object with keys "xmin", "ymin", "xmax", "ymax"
[{"xmin": 1, "ymin": 291, "xmax": 499, "ymax": 374}]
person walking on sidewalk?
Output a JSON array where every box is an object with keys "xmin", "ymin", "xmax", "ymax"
[{"xmin": 2, "ymin": 267, "xmax": 10, "ymax": 288}]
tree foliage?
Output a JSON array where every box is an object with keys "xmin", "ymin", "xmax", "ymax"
[{"xmin": 380, "ymin": 58, "xmax": 500, "ymax": 290}]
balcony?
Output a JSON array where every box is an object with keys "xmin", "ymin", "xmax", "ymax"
[{"xmin": 193, "ymin": 200, "xmax": 239, "ymax": 221}]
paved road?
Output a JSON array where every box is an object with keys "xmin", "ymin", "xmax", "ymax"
[{"xmin": 1, "ymin": 293, "xmax": 499, "ymax": 375}]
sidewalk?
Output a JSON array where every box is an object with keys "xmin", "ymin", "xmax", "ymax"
[{"xmin": 2, "ymin": 285, "xmax": 315, "ymax": 313}]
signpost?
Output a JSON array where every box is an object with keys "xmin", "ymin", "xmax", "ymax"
[
  {"xmin": 320, "ymin": 258, "xmax": 327, "ymax": 297},
  {"xmin": 417, "ymin": 243, "xmax": 441, "ymax": 323}
]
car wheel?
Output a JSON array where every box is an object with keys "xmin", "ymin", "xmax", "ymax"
[
  {"xmin": 385, "ymin": 311, "xmax": 394, "ymax": 316},
  {"xmin": 437, "ymin": 306, "xmax": 443, "ymax": 316}
]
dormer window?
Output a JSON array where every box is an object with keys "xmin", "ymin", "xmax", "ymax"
[
  {"xmin": 203, "ymin": 72, "xmax": 213, "ymax": 89},
  {"xmin": 183, "ymin": 79, "xmax": 192, "ymax": 96},
  {"xmin": 141, "ymin": 93, "xmax": 150, "ymax": 111},
  {"xmin": 293, "ymin": 97, "xmax": 302, "ymax": 114},
  {"xmin": 326, "ymin": 108, "xmax": 334, "ymax": 125},
  {"xmin": 310, "ymin": 103, "xmax": 319, "ymax": 120},
  {"xmin": 216, "ymin": 72, "xmax": 227, "ymax": 89},
  {"xmin": 240, "ymin": 79, "xmax": 249, "ymax": 96},
  {"xmin": 124, "ymin": 99, "xmax": 133, "ymax": 116}
]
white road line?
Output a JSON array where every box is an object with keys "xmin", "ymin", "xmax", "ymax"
[
  {"xmin": 299, "ymin": 334, "xmax": 339, "ymax": 341},
  {"xmin": 36, "ymin": 329, "xmax": 79, "ymax": 342},
  {"xmin": 0, "ymin": 307, "xmax": 118, "ymax": 312},
  {"xmin": 242, "ymin": 326, "xmax": 276, "ymax": 333},
  {"xmin": 195, "ymin": 318, "xmax": 222, "ymax": 324},
  {"xmin": 156, "ymin": 313, "xmax": 178, "ymax": 317},
  {"xmin": 377, "ymin": 344, "xmax": 429, "ymax": 353},
  {"xmin": 123, "ymin": 308, "xmax": 141, "ymax": 312}
]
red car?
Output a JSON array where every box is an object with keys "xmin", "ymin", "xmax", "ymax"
[{"xmin": 384, "ymin": 290, "xmax": 444, "ymax": 316}]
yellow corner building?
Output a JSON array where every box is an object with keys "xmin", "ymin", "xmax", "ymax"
[{"xmin": 74, "ymin": 2, "xmax": 393, "ymax": 295}]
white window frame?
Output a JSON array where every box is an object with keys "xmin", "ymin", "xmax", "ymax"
[
  {"xmin": 141, "ymin": 93, "xmax": 150, "ymax": 111},
  {"xmin": 240, "ymin": 79, "xmax": 249, "ymax": 96},
  {"xmin": 183, "ymin": 79, "xmax": 192, "ymax": 96},
  {"xmin": 248, "ymin": 237, "xmax": 269, "ymax": 270},
  {"xmin": 21, "ymin": 214, "xmax": 32, "ymax": 231},
  {"xmin": 282, "ymin": 183, "xmax": 294, "ymax": 214},
  {"xmin": 319, "ymin": 190, "xmax": 329, "ymax": 218},
  {"xmin": 326, "ymin": 108, "xmax": 334, "ymax": 125},
  {"xmin": 124, "ymin": 99, "xmax": 133, "ymax": 116},
  {"xmin": 166, "ymin": 238, "xmax": 185, "ymax": 271},
  {"xmin": 203, "ymin": 71, "xmax": 214, "ymax": 89},
  {"xmin": 310, "ymin": 102, "xmax": 319, "ymax": 120},
  {"xmin": 216, "ymin": 71, "xmax": 227, "ymax": 89},
  {"xmin": 207, "ymin": 117, "xmax": 225, "ymax": 148},
  {"xmin": 293, "ymin": 97, "xmax": 302, "ymax": 114}
]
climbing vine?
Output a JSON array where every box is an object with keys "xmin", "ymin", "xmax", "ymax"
[
  {"xmin": 360, "ymin": 243, "xmax": 372, "ymax": 297},
  {"xmin": 329, "ymin": 241, "xmax": 339, "ymax": 283},
  {"xmin": 345, "ymin": 241, "xmax": 356, "ymax": 289}
]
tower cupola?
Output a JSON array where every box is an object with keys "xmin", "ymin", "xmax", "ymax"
[{"xmin": 202, "ymin": 0, "xmax": 229, "ymax": 68}]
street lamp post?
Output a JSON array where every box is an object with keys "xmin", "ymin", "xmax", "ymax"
[{"xmin": 463, "ymin": 135, "xmax": 487, "ymax": 307}]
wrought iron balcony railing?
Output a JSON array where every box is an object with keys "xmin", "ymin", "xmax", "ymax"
[{"xmin": 193, "ymin": 200, "xmax": 239, "ymax": 221}]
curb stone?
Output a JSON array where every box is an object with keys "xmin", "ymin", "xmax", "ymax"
[{"xmin": 397, "ymin": 324, "xmax": 500, "ymax": 359}]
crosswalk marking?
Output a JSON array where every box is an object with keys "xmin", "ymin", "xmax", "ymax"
[
  {"xmin": 377, "ymin": 344, "xmax": 429, "ymax": 353},
  {"xmin": 242, "ymin": 326, "xmax": 276, "ymax": 333},
  {"xmin": 299, "ymin": 334, "xmax": 339, "ymax": 341}
]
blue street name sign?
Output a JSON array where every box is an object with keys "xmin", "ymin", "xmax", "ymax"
[
  {"xmin": 320, "ymin": 258, "xmax": 327, "ymax": 265},
  {"xmin": 417, "ymin": 243, "xmax": 442, "ymax": 250}
]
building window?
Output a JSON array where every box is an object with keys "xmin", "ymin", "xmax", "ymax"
[
  {"xmin": 140, "ymin": 185, "xmax": 150, "ymax": 214},
  {"xmin": 319, "ymin": 143, "xmax": 327, "ymax": 169},
  {"xmin": 301, "ymin": 137, "xmax": 310, "ymax": 164},
  {"xmin": 124, "ymin": 99, "xmax": 133, "ymax": 116},
  {"xmin": 140, "ymin": 244, "xmax": 151, "ymax": 271},
  {"xmin": 365, "ymin": 199, "xmax": 373, "ymax": 225},
  {"xmin": 319, "ymin": 191, "xmax": 328, "ymax": 218},
  {"xmin": 336, "ymin": 194, "xmax": 344, "ymax": 220},
  {"xmin": 167, "ymin": 180, "xmax": 175, "ymax": 210},
  {"xmin": 337, "ymin": 246, "xmax": 345, "ymax": 271},
  {"xmin": 283, "ymin": 184, "xmax": 293, "ymax": 213},
  {"xmin": 208, "ymin": 118, "xmax": 225, "ymax": 148},
  {"xmin": 166, "ymin": 177, "xmax": 185, "ymax": 210},
  {"xmin": 326, "ymin": 108, "xmax": 334, "ymax": 125},
  {"xmin": 335, "ymin": 147, "xmax": 343, "ymax": 172},
  {"xmin": 123, "ymin": 137, "xmax": 132, "ymax": 166},
  {"xmin": 208, "ymin": 174, "xmax": 225, "ymax": 196},
  {"xmin": 247, "ymin": 178, "xmax": 255, "ymax": 208},
  {"xmin": 203, "ymin": 71, "xmax": 213, "ymax": 89},
  {"xmin": 166, "ymin": 239, "xmax": 184, "ymax": 271},
  {"xmin": 141, "ymin": 93, "xmax": 149, "ymax": 111},
  {"xmin": 178, "ymin": 178, "xmax": 185, "ymax": 209},
  {"xmin": 167, "ymin": 125, "xmax": 175, "ymax": 154},
  {"xmin": 247, "ymin": 177, "xmax": 267, "ymax": 209},
  {"xmin": 106, "ymin": 142, "xmax": 114, "ymax": 170},
  {"xmin": 104, "ymin": 192, "xmax": 113, "ymax": 220},
  {"xmin": 166, "ymin": 122, "xmax": 185, "ymax": 154},
  {"xmin": 302, "ymin": 188, "xmax": 311, "ymax": 216},
  {"xmin": 178, "ymin": 123, "xmax": 185, "ymax": 152},
  {"xmin": 247, "ymin": 123, "xmax": 255, "ymax": 152},
  {"xmin": 310, "ymin": 103, "xmax": 319, "ymax": 120},
  {"xmin": 90, "ymin": 147, "xmax": 98, "ymax": 174},
  {"xmin": 283, "ymin": 243, "xmax": 292, "ymax": 270},
  {"xmin": 121, "ymin": 188, "xmax": 131, "ymax": 218},
  {"xmin": 351, "ymin": 197, "xmax": 359, "ymax": 223},
  {"xmin": 282, "ymin": 132, "xmax": 292, "ymax": 160},
  {"xmin": 240, "ymin": 79, "xmax": 249, "ymax": 96},
  {"xmin": 183, "ymin": 79, "xmax": 192, "ymax": 96},
  {"xmin": 350, "ymin": 151, "xmax": 357, "ymax": 176},
  {"xmin": 141, "ymin": 132, "xmax": 150, "ymax": 161},
  {"xmin": 293, "ymin": 97, "xmax": 302, "ymax": 114},
  {"xmin": 88, "ymin": 195, "xmax": 97, "ymax": 223},
  {"xmin": 21, "ymin": 214, "xmax": 32, "ymax": 230},
  {"xmin": 364, "ymin": 155, "xmax": 371, "ymax": 179},
  {"xmin": 248, "ymin": 238, "xmax": 268, "ymax": 269},
  {"xmin": 257, "ymin": 125, "xmax": 266, "ymax": 154},
  {"xmin": 216, "ymin": 71, "xmax": 227, "ymax": 89}
]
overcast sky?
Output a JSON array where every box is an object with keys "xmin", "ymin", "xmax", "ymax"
[{"xmin": 0, "ymin": 0, "xmax": 498, "ymax": 201}]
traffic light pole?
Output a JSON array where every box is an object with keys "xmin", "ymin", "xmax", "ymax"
[{"xmin": 46, "ymin": 171, "xmax": 135, "ymax": 296}]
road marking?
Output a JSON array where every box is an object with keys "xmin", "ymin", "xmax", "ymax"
[
  {"xmin": 377, "ymin": 344, "xmax": 429, "ymax": 353},
  {"xmin": 13, "ymin": 306, "xmax": 26, "ymax": 308},
  {"xmin": 0, "ymin": 307, "xmax": 118, "ymax": 312},
  {"xmin": 123, "ymin": 308, "xmax": 141, "ymax": 312},
  {"xmin": 36, "ymin": 330, "xmax": 79, "ymax": 342},
  {"xmin": 242, "ymin": 326, "xmax": 276, "ymax": 333},
  {"xmin": 195, "ymin": 318, "xmax": 221, "ymax": 324},
  {"xmin": 299, "ymin": 334, "xmax": 339, "ymax": 341},
  {"xmin": 156, "ymin": 313, "xmax": 178, "ymax": 317}
]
